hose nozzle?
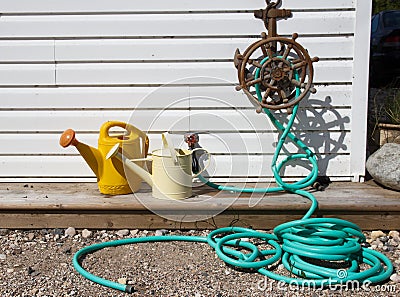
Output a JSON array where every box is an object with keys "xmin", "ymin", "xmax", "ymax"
[{"xmin": 184, "ymin": 133, "xmax": 199, "ymax": 149}]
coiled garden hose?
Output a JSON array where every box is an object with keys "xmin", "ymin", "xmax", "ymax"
[{"xmin": 72, "ymin": 59, "xmax": 393, "ymax": 293}]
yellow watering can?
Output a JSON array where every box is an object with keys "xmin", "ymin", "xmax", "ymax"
[
  {"xmin": 107, "ymin": 133, "xmax": 210, "ymax": 200},
  {"xmin": 59, "ymin": 121, "xmax": 149, "ymax": 195}
]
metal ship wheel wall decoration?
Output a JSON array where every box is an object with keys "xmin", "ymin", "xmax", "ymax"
[{"xmin": 234, "ymin": 0, "xmax": 319, "ymax": 113}]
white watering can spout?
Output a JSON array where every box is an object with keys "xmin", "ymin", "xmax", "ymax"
[{"xmin": 106, "ymin": 143, "xmax": 154, "ymax": 187}]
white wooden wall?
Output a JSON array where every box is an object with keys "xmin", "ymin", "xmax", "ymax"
[{"xmin": 0, "ymin": 0, "xmax": 371, "ymax": 182}]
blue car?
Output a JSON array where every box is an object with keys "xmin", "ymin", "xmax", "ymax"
[{"xmin": 370, "ymin": 10, "xmax": 400, "ymax": 86}]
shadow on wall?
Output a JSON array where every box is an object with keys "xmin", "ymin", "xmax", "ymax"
[{"xmin": 273, "ymin": 95, "xmax": 350, "ymax": 178}]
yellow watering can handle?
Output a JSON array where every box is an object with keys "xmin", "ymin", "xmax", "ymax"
[
  {"xmin": 100, "ymin": 121, "xmax": 149, "ymax": 157},
  {"xmin": 191, "ymin": 148, "xmax": 211, "ymax": 177}
]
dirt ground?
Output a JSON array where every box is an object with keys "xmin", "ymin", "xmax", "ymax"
[{"xmin": 0, "ymin": 228, "xmax": 399, "ymax": 297}]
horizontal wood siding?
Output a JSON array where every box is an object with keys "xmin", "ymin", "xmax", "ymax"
[
  {"xmin": 0, "ymin": 1, "xmax": 356, "ymax": 13},
  {"xmin": 0, "ymin": 0, "xmax": 366, "ymax": 182}
]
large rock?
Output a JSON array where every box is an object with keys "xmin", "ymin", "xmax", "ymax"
[{"xmin": 366, "ymin": 143, "xmax": 400, "ymax": 190}]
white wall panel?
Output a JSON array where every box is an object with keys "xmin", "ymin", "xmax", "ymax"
[
  {"xmin": 188, "ymin": 109, "xmax": 352, "ymax": 132},
  {"xmin": 0, "ymin": 65, "xmax": 55, "ymax": 85},
  {"xmin": 0, "ymin": 40, "xmax": 54, "ymax": 62},
  {"xmin": 55, "ymin": 37, "xmax": 354, "ymax": 61},
  {"xmin": 55, "ymin": 61, "xmax": 352, "ymax": 86},
  {"xmin": 0, "ymin": 110, "xmax": 189, "ymax": 132},
  {"xmin": 0, "ymin": 131, "xmax": 350, "ymax": 155},
  {"xmin": 0, "ymin": 0, "xmax": 355, "ymax": 13},
  {"xmin": 0, "ymin": 108, "xmax": 351, "ymax": 133},
  {"xmin": 187, "ymin": 85, "xmax": 353, "ymax": 108},
  {"xmin": 0, "ymin": 12, "xmax": 355, "ymax": 38},
  {"xmin": 0, "ymin": 0, "xmax": 369, "ymax": 182},
  {"xmin": 0, "ymin": 155, "xmax": 351, "ymax": 179},
  {"xmin": 0, "ymin": 87, "xmax": 190, "ymax": 109},
  {"xmin": 0, "ymin": 85, "xmax": 352, "ymax": 109}
]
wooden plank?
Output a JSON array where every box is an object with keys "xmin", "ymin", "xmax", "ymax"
[
  {"xmin": 0, "ymin": 212, "xmax": 303, "ymax": 230},
  {"xmin": 0, "ymin": 107, "xmax": 352, "ymax": 132},
  {"xmin": 0, "ymin": 61, "xmax": 352, "ymax": 86},
  {"xmin": 2, "ymin": 182, "xmax": 399, "ymax": 211},
  {"xmin": 0, "ymin": 86, "xmax": 190, "ymax": 109},
  {"xmin": 0, "ymin": 181, "xmax": 399, "ymax": 230},
  {"xmin": 1, "ymin": 185, "xmax": 398, "ymax": 212},
  {"xmin": 0, "ymin": 131, "xmax": 351, "ymax": 155},
  {"xmin": 0, "ymin": 12, "xmax": 355, "ymax": 38},
  {"xmin": 55, "ymin": 36, "xmax": 354, "ymax": 61},
  {"xmin": 0, "ymin": 211, "xmax": 397, "ymax": 231},
  {"xmin": 0, "ymin": 110, "xmax": 190, "ymax": 132},
  {"xmin": 0, "ymin": 64, "xmax": 54, "ymax": 85},
  {"xmin": 0, "ymin": 0, "xmax": 355, "ymax": 13},
  {"xmin": 0, "ymin": 40, "xmax": 54, "ymax": 62},
  {"xmin": 204, "ymin": 154, "xmax": 351, "ymax": 177},
  {"xmin": 0, "ymin": 154, "xmax": 351, "ymax": 178},
  {"xmin": 0, "ymin": 85, "xmax": 353, "ymax": 109},
  {"xmin": 55, "ymin": 61, "xmax": 352, "ymax": 86},
  {"xmin": 184, "ymin": 84, "xmax": 353, "ymax": 108},
  {"xmin": 188, "ymin": 108, "xmax": 352, "ymax": 132}
]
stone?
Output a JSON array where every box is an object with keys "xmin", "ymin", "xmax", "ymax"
[
  {"xmin": 155, "ymin": 229, "xmax": 168, "ymax": 236},
  {"xmin": 366, "ymin": 143, "xmax": 400, "ymax": 190},
  {"xmin": 0, "ymin": 254, "xmax": 6, "ymax": 260},
  {"xmin": 53, "ymin": 228, "xmax": 64, "ymax": 236},
  {"xmin": 370, "ymin": 230, "xmax": 386, "ymax": 241},
  {"xmin": 117, "ymin": 277, "xmax": 127, "ymax": 285},
  {"xmin": 65, "ymin": 227, "xmax": 76, "ymax": 237},
  {"xmin": 63, "ymin": 246, "xmax": 72, "ymax": 254},
  {"xmin": 116, "ymin": 229, "xmax": 130, "ymax": 237},
  {"xmin": 390, "ymin": 273, "xmax": 400, "ymax": 283},
  {"xmin": 10, "ymin": 244, "xmax": 22, "ymax": 255},
  {"xmin": 130, "ymin": 229, "xmax": 139, "ymax": 236},
  {"xmin": 27, "ymin": 266, "xmax": 35, "ymax": 275},
  {"xmin": 29, "ymin": 288, "xmax": 38, "ymax": 295},
  {"xmin": 380, "ymin": 236, "xmax": 389, "ymax": 243},
  {"xmin": 28, "ymin": 233, "xmax": 35, "ymax": 241},
  {"xmin": 81, "ymin": 229, "xmax": 92, "ymax": 239},
  {"xmin": 389, "ymin": 230, "xmax": 400, "ymax": 242},
  {"xmin": 0, "ymin": 229, "xmax": 9, "ymax": 236}
]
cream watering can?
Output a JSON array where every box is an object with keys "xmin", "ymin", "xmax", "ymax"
[{"xmin": 107, "ymin": 133, "xmax": 210, "ymax": 199}]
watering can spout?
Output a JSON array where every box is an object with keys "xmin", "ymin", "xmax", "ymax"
[
  {"xmin": 106, "ymin": 144, "xmax": 153, "ymax": 187},
  {"xmin": 60, "ymin": 129, "xmax": 102, "ymax": 179}
]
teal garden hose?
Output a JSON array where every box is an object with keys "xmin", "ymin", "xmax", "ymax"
[{"xmin": 73, "ymin": 59, "xmax": 393, "ymax": 293}]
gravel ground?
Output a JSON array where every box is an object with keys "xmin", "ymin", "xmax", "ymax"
[{"xmin": 0, "ymin": 228, "xmax": 399, "ymax": 297}]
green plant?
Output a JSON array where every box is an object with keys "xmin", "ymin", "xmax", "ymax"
[
  {"xmin": 384, "ymin": 88, "xmax": 400, "ymax": 124},
  {"xmin": 368, "ymin": 81, "xmax": 400, "ymax": 150},
  {"xmin": 373, "ymin": 0, "xmax": 400, "ymax": 15}
]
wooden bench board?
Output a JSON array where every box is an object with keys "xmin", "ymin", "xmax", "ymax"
[{"xmin": 0, "ymin": 182, "xmax": 399, "ymax": 230}]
